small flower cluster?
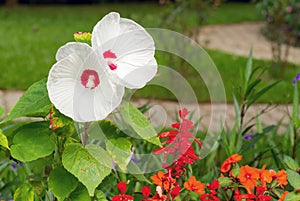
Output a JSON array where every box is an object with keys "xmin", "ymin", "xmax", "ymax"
[
  {"xmin": 111, "ymin": 109, "xmax": 293, "ymax": 201},
  {"xmin": 153, "ymin": 108, "xmax": 202, "ymax": 178},
  {"xmin": 220, "ymin": 154, "xmax": 289, "ymax": 201}
]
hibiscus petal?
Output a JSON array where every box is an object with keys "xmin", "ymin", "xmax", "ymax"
[
  {"xmin": 47, "ymin": 48, "xmax": 123, "ymax": 122},
  {"xmin": 114, "ymin": 57, "xmax": 157, "ymax": 89},
  {"xmin": 56, "ymin": 42, "xmax": 93, "ymax": 61},
  {"xmin": 92, "ymin": 12, "xmax": 157, "ymax": 88},
  {"xmin": 92, "ymin": 12, "xmax": 121, "ymax": 50}
]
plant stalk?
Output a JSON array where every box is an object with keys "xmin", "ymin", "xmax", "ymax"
[{"xmin": 82, "ymin": 122, "xmax": 90, "ymax": 147}]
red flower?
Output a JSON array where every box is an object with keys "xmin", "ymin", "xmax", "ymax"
[
  {"xmin": 153, "ymin": 108, "xmax": 202, "ymax": 178},
  {"xmin": 112, "ymin": 182, "xmax": 134, "ymax": 201},
  {"xmin": 142, "ymin": 186, "xmax": 151, "ymax": 198},
  {"xmin": 220, "ymin": 154, "xmax": 242, "ymax": 173},
  {"xmin": 200, "ymin": 193, "xmax": 220, "ymax": 201},
  {"xmin": 112, "ymin": 195, "xmax": 134, "ymax": 201},
  {"xmin": 256, "ymin": 186, "xmax": 266, "ymax": 196},
  {"xmin": 207, "ymin": 180, "xmax": 220, "ymax": 191},
  {"xmin": 234, "ymin": 193, "xmax": 256, "ymax": 201},
  {"xmin": 257, "ymin": 195, "xmax": 272, "ymax": 201},
  {"xmin": 171, "ymin": 186, "xmax": 180, "ymax": 198},
  {"xmin": 150, "ymin": 186, "xmax": 167, "ymax": 201},
  {"xmin": 117, "ymin": 182, "xmax": 127, "ymax": 194}
]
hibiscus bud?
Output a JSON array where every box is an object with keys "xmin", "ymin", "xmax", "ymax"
[{"xmin": 74, "ymin": 32, "xmax": 91, "ymax": 45}]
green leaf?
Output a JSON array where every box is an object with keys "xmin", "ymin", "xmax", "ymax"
[
  {"xmin": 14, "ymin": 183, "xmax": 35, "ymax": 201},
  {"xmin": 49, "ymin": 105, "xmax": 74, "ymax": 134},
  {"xmin": 0, "ymin": 105, "xmax": 4, "ymax": 116},
  {"xmin": 85, "ymin": 144, "xmax": 112, "ymax": 170},
  {"xmin": 29, "ymin": 180, "xmax": 44, "ymax": 196},
  {"xmin": 62, "ymin": 143, "xmax": 111, "ymax": 196},
  {"xmin": 256, "ymin": 113, "xmax": 262, "ymax": 134},
  {"xmin": 94, "ymin": 190, "xmax": 108, "ymax": 201},
  {"xmin": 218, "ymin": 177, "xmax": 233, "ymax": 187},
  {"xmin": 285, "ymin": 192, "xmax": 300, "ymax": 201},
  {"xmin": 106, "ymin": 138, "xmax": 132, "ymax": 171},
  {"xmin": 245, "ymin": 79, "xmax": 261, "ymax": 99},
  {"xmin": 244, "ymin": 47, "xmax": 253, "ymax": 91},
  {"xmin": 99, "ymin": 120, "xmax": 121, "ymax": 139},
  {"xmin": 120, "ymin": 102, "xmax": 161, "ymax": 147},
  {"xmin": 246, "ymin": 81, "xmax": 280, "ymax": 109},
  {"xmin": 0, "ymin": 129, "xmax": 9, "ymax": 150},
  {"xmin": 287, "ymin": 169, "xmax": 300, "ymax": 190},
  {"xmin": 233, "ymin": 94, "xmax": 240, "ymax": 129},
  {"xmin": 68, "ymin": 184, "xmax": 90, "ymax": 201},
  {"xmin": 231, "ymin": 165, "xmax": 240, "ymax": 177},
  {"xmin": 240, "ymin": 126, "xmax": 274, "ymax": 153},
  {"xmin": 229, "ymin": 123, "xmax": 238, "ymax": 155},
  {"xmin": 10, "ymin": 122, "xmax": 55, "ymax": 162},
  {"xmin": 1, "ymin": 78, "xmax": 51, "ymax": 123},
  {"xmin": 127, "ymin": 160, "xmax": 151, "ymax": 184},
  {"xmin": 283, "ymin": 155, "xmax": 299, "ymax": 171},
  {"xmin": 292, "ymin": 83, "xmax": 299, "ymax": 129},
  {"xmin": 88, "ymin": 120, "xmax": 123, "ymax": 141},
  {"xmin": 49, "ymin": 166, "xmax": 79, "ymax": 201},
  {"xmin": 220, "ymin": 129, "xmax": 230, "ymax": 156}
]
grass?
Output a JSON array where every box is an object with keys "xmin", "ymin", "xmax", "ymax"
[{"xmin": 0, "ymin": 2, "xmax": 297, "ymax": 103}]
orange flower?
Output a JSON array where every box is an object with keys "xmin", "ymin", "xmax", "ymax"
[
  {"xmin": 276, "ymin": 170, "xmax": 288, "ymax": 188},
  {"xmin": 184, "ymin": 176, "xmax": 205, "ymax": 195},
  {"xmin": 150, "ymin": 171, "xmax": 174, "ymax": 191},
  {"xmin": 220, "ymin": 154, "xmax": 242, "ymax": 173},
  {"xmin": 237, "ymin": 165, "xmax": 260, "ymax": 194},
  {"xmin": 259, "ymin": 164, "xmax": 276, "ymax": 188},
  {"xmin": 278, "ymin": 191, "xmax": 289, "ymax": 201}
]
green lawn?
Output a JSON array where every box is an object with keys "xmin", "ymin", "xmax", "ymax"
[{"xmin": 0, "ymin": 2, "xmax": 297, "ymax": 103}]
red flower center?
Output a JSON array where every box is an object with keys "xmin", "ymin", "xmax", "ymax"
[
  {"xmin": 103, "ymin": 50, "xmax": 118, "ymax": 70},
  {"xmin": 80, "ymin": 69, "xmax": 100, "ymax": 90}
]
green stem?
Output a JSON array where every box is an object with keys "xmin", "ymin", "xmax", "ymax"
[
  {"xmin": 292, "ymin": 126, "xmax": 298, "ymax": 159},
  {"xmin": 82, "ymin": 122, "xmax": 90, "ymax": 147}
]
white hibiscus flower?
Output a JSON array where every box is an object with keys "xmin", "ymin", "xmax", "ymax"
[
  {"xmin": 92, "ymin": 12, "xmax": 157, "ymax": 89},
  {"xmin": 47, "ymin": 12, "xmax": 157, "ymax": 122}
]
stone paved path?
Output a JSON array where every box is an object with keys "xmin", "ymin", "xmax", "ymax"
[
  {"xmin": 1, "ymin": 22, "xmax": 299, "ymax": 132},
  {"xmin": 198, "ymin": 22, "xmax": 300, "ymax": 64},
  {"xmin": 0, "ymin": 90, "xmax": 294, "ymax": 133}
]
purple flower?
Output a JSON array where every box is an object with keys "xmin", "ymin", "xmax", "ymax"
[
  {"xmin": 10, "ymin": 161, "xmax": 23, "ymax": 171},
  {"xmin": 111, "ymin": 159, "xmax": 116, "ymax": 170},
  {"xmin": 286, "ymin": 6, "xmax": 293, "ymax": 13},
  {"xmin": 292, "ymin": 73, "xmax": 300, "ymax": 85},
  {"xmin": 10, "ymin": 164, "xmax": 17, "ymax": 171},
  {"xmin": 243, "ymin": 133, "xmax": 254, "ymax": 140},
  {"xmin": 131, "ymin": 154, "xmax": 139, "ymax": 163}
]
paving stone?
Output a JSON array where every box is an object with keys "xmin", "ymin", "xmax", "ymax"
[{"xmin": 198, "ymin": 22, "xmax": 300, "ymax": 65}]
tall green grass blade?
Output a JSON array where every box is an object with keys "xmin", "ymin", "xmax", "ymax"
[
  {"xmin": 292, "ymin": 83, "xmax": 299, "ymax": 129},
  {"xmin": 245, "ymin": 79, "xmax": 261, "ymax": 98},
  {"xmin": 244, "ymin": 47, "xmax": 253, "ymax": 92},
  {"xmin": 233, "ymin": 94, "xmax": 241, "ymax": 130},
  {"xmin": 256, "ymin": 112, "xmax": 262, "ymax": 134},
  {"xmin": 221, "ymin": 129, "xmax": 230, "ymax": 156},
  {"xmin": 247, "ymin": 81, "xmax": 280, "ymax": 109}
]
